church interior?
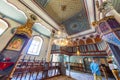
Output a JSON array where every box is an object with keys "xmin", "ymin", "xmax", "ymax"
[{"xmin": 0, "ymin": 0, "xmax": 120, "ymax": 80}]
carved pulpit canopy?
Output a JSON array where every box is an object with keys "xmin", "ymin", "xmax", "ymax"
[{"xmin": 16, "ymin": 14, "xmax": 37, "ymax": 38}]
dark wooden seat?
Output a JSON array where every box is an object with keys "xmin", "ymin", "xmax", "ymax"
[{"xmin": 13, "ymin": 60, "xmax": 61, "ymax": 80}]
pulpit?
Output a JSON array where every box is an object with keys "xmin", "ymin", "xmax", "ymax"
[{"xmin": 92, "ymin": 1, "xmax": 120, "ymax": 71}]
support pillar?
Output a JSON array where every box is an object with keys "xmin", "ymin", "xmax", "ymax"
[{"xmin": 46, "ymin": 35, "xmax": 54, "ymax": 62}]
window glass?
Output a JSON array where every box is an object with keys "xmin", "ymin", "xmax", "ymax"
[
  {"xmin": 27, "ymin": 36, "xmax": 43, "ymax": 55},
  {"xmin": 0, "ymin": 19, "xmax": 8, "ymax": 36}
]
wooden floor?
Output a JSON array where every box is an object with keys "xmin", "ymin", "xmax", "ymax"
[
  {"xmin": 12, "ymin": 70, "xmax": 115, "ymax": 80},
  {"xmin": 45, "ymin": 75, "xmax": 75, "ymax": 80}
]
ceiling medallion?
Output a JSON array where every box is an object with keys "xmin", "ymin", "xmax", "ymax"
[
  {"xmin": 72, "ymin": 24, "xmax": 77, "ymax": 29},
  {"xmin": 61, "ymin": 5, "xmax": 67, "ymax": 11}
]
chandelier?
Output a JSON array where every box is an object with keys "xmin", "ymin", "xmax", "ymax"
[
  {"xmin": 53, "ymin": 0, "xmax": 69, "ymax": 46},
  {"xmin": 53, "ymin": 30, "xmax": 68, "ymax": 46}
]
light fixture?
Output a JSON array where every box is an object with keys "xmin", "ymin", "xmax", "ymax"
[
  {"xmin": 54, "ymin": 38, "xmax": 68, "ymax": 46},
  {"xmin": 76, "ymin": 46, "xmax": 80, "ymax": 55},
  {"xmin": 53, "ymin": 0, "xmax": 68, "ymax": 46},
  {"xmin": 76, "ymin": 39, "xmax": 80, "ymax": 55},
  {"xmin": 53, "ymin": 29, "xmax": 68, "ymax": 46}
]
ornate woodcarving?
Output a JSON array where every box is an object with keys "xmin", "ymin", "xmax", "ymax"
[{"xmin": 16, "ymin": 14, "xmax": 37, "ymax": 38}]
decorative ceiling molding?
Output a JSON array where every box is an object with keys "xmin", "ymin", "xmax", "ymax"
[{"xmin": 34, "ymin": 0, "xmax": 96, "ymax": 36}]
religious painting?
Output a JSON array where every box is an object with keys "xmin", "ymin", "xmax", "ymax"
[{"xmin": 6, "ymin": 36, "xmax": 25, "ymax": 51}]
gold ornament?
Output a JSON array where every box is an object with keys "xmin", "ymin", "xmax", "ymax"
[{"xmin": 16, "ymin": 14, "xmax": 37, "ymax": 38}]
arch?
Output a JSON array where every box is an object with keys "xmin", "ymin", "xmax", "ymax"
[
  {"xmin": 73, "ymin": 40, "xmax": 77, "ymax": 46},
  {"xmin": 86, "ymin": 38, "xmax": 94, "ymax": 44},
  {"xmin": 0, "ymin": 18, "xmax": 9, "ymax": 36},
  {"xmin": 79, "ymin": 39, "xmax": 85, "ymax": 45},
  {"xmin": 27, "ymin": 35, "xmax": 43, "ymax": 55}
]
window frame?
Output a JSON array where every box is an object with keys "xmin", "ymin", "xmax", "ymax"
[
  {"xmin": 27, "ymin": 35, "xmax": 43, "ymax": 56},
  {"xmin": 0, "ymin": 18, "xmax": 9, "ymax": 36}
]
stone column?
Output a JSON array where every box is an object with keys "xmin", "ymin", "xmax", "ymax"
[{"xmin": 46, "ymin": 34, "xmax": 54, "ymax": 62}]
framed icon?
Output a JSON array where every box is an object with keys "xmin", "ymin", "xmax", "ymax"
[{"xmin": 6, "ymin": 36, "xmax": 25, "ymax": 51}]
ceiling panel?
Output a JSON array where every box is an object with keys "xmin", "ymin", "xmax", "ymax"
[
  {"xmin": 35, "ymin": 0, "xmax": 82, "ymax": 24},
  {"xmin": 34, "ymin": 0, "xmax": 91, "ymax": 35},
  {"xmin": 63, "ymin": 10, "xmax": 90, "ymax": 35}
]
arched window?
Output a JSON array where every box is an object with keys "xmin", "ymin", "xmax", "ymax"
[
  {"xmin": 27, "ymin": 36, "xmax": 43, "ymax": 55},
  {"xmin": 0, "ymin": 19, "xmax": 8, "ymax": 36}
]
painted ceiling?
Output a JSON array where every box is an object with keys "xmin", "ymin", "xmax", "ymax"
[
  {"xmin": 34, "ymin": 0, "xmax": 91, "ymax": 35},
  {"xmin": 1, "ymin": 0, "xmax": 119, "ymax": 38}
]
